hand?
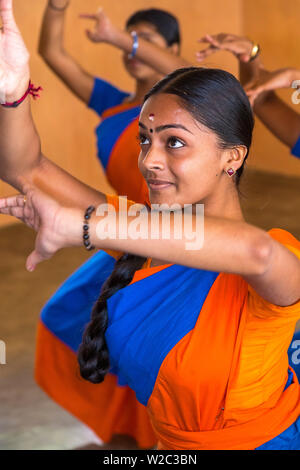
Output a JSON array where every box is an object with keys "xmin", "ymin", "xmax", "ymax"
[
  {"xmin": 0, "ymin": 0, "xmax": 30, "ymax": 103},
  {"xmin": 196, "ymin": 33, "xmax": 254, "ymax": 63},
  {"xmin": 79, "ymin": 7, "xmax": 118, "ymax": 44},
  {"xmin": 49, "ymin": 0, "xmax": 69, "ymax": 8},
  {"xmin": 245, "ymin": 67, "xmax": 298, "ymax": 105},
  {"xmin": 0, "ymin": 188, "xmax": 80, "ymax": 271}
]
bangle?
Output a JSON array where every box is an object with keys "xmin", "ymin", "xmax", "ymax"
[
  {"xmin": 249, "ymin": 43, "xmax": 260, "ymax": 62},
  {"xmin": 48, "ymin": 1, "xmax": 69, "ymax": 11},
  {"xmin": 83, "ymin": 206, "xmax": 95, "ymax": 251},
  {"xmin": 128, "ymin": 31, "xmax": 139, "ymax": 59},
  {"xmin": 1, "ymin": 81, "xmax": 43, "ymax": 108}
]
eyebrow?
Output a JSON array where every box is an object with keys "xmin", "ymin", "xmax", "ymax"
[{"xmin": 139, "ymin": 122, "xmax": 194, "ymax": 134}]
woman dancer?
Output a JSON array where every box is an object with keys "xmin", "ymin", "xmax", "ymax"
[
  {"xmin": 196, "ymin": 34, "xmax": 300, "ymax": 382},
  {"xmin": 1, "ymin": 0, "xmax": 300, "ymax": 450},
  {"xmin": 37, "ymin": 1, "xmax": 188, "ymax": 448}
]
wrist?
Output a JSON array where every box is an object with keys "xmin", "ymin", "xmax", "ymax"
[
  {"xmin": 57, "ymin": 206, "xmax": 83, "ymax": 248},
  {"xmin": 110, "ymin": 28, "xmax": 131, "ymax": 49},
  {"xmin": 288, "ymin": 68, "xmax": 300, "ymax": 84},
  {"xmin": 5, "ymin": 70, "xmax": 31, "ymax": 103},
  {"xmin": 236, "ymin": 39, "xmax": 260, "ymax": 63}
]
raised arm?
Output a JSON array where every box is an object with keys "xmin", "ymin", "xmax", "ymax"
[
  {"xmin": 244, "ymin": 68, "xmax": 300, "ymax": 148},
  {"xmin": 80, "ymin": 8, "xmax": 190, "ymax": 76},
  {"xmin": 197, "ymin": 34, "xmax": 300, "ymax": 149},
  {"xmin": 39, "ymin": 0, "xmax": 94, "ymax": 103},
  {"xmin": 0, "ymin": 0, "xmax": 106, "ymax": 207}
]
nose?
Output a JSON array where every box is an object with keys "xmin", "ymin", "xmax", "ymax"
[{"xmin": 142, "ymin": 146, "xmax": 165, "ymax": 171}]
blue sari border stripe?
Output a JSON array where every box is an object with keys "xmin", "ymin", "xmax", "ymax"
[
  {"xmin": 106, "ymin": 265, "xmax": 219, "ymax": 406},
  {"xmin": 291, "ymin": 136, "xmax": 300, "ymax": 159},
  {"xmin": 88, "ymin": 77, "xmax": 130, "ymax": 117},
  {"xmin": 96, "ymin": 106, "xmax": 141, "ymax": 169},
  {"xmin": 41, "ymin": 251, "xmax": 116, "ymax": 352}
]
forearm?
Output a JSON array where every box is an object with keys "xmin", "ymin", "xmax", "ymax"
[
  {"xmin": 22, "ymin": 156, "xmax": 107, "ymax": 209},
  {"xmin": 253, "ymin": 92, "xmax": 300, "ymax": 148},
  {"xmin": 39, "ymin": 1, "xmax": 94, "ymax": 102},
  {"xmin": 63, "ymin": 206, "xmax": 299, "ymax": 306},
  {"xmin": 0, "ymin": 83, "xmax": 106, "ymax": 207},
  {"xmin": 239, "ymin": 56, "xmax": 262, "ymax": 85},
  {"xmin": 0, "ymin": 87, "xmax": 42, "ymax": 189},
  {"xmin": 38, "ymin": 0, "xmax": 68, "ymax": 59},
  {"xmin": 65, "ymin": 206, "xmax": 269, "ymax": 276},
  {"xmin": 112, "ymin": 29, "xmax": 190, "ymax": 76}
]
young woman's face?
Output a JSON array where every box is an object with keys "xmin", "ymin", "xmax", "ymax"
[
  {"xmin": 123, "ymin": 22, "xmax": 171, "ymax": 81},
  {"xmin": 138, "ymin": 93, "xmax": 229, "ymax": 208}
]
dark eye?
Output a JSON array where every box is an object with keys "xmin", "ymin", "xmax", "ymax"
[
  {"xmin": 168, "ymin": 137, "xmax": 185, "ymax": 149},
  {"xmin": 139, "ymin": 134, "xmax": 150, "ymax": 146}
]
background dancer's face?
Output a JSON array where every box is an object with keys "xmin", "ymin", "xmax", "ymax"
[
  {"xmin": 123, "ymin": 22, "xmax": 179, "ymax": 82},
  {"xmin": 138, "ymin": 93, "xmax": 246, "ymax": 210}
]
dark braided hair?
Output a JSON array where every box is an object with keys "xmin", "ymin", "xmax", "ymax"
[
  {"xmin": 78, "ymin": 253, "xmax": 146, "ymax": 383},
  {"xmin": 78, "ymin": 67, "xmax": 254, "ymax": 384}
]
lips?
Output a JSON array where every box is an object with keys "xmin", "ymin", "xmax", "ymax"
[{"xmin": 146, "ymin": 179, "xmax": 174, "ymax": 190}]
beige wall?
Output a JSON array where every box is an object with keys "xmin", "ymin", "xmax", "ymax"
[
  {"xmin": 0, "ymin": 0, "xmax": 299, "ymax": 227},
  {"xmin": 242, "ymin": 0, "xmax": 300, "ymax": 176}
]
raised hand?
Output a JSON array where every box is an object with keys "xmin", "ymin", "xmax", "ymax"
[
  {"xmin": 79, "ymin": 7, "xmax": 117, "ymax": 44},
  {"xmin": 0, "ymin": 188, "xmax": 78, "ymax": 271},
  {"xmin": 245, "ymin": 67, "xmax": 300, "ymax": 105},
  {"xmin": 196, "ymin": 33, "xmax": 254, "ymax": 63},
  {"xmin": 0, "ymin": 0, "xmax": 30, "ymax": 103}
]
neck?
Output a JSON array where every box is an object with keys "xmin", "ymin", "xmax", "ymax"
[{"xmin": 200, "ymin": 180, "xmax": 244, "ymax": 221}]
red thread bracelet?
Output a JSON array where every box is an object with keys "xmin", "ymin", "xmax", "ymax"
[{"xmin": 1, "ymin": 81, "xmax": 43, "ymax": 108}]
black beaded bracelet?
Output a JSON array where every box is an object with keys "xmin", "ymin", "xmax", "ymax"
[{"xmin": 83, "ymin": 206, "xmax": 95, "ymax": 251}]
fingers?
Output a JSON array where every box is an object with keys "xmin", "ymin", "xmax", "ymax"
[
  {"xmin": 79, "ymin": 13, "xmax": 98, "ymax": 20},
  {"xmin": 85, "ymin": 29, "xmax": 98, "ymax": 42},
  {"xmin": 0, "ymin": 194, "xmax": 36, "ymax": 228},
  {"xmin": 79, "ymin": 7, "xmax": 103, "ymax": 20},
  {"xmin": 0, "ymin": 0, "xmax": 18, "ymax": 32},
  {"xmin": 0, "ymin": 205, "xmax": 24, "ymax": 219},
  {"xmin": 0, "ymin": 194, "xmax": 25, "ymax": 209},
  {"xmin": 196, "ymin": 45, "xmax": 217, "ymax": 62},
  {"xmin": 26, "ymin": 250, "xmax": 44, "ymax": 272}
]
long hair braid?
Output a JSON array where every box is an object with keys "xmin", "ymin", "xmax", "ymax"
[{"xmin": 78, "ymin": 253, "xmax": 147, "ymax": 384}]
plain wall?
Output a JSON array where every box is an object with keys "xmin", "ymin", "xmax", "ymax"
[{"xmin": 242, "ymin": 0, "xmax": 300, "ymax": 176}]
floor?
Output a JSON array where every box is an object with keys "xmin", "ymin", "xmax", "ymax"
[{"xmin": 0, "ymin": 168, "xmax": 299, "ymax": 450}]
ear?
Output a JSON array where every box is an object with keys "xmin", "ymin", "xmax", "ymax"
[
  {"xmin": 168, "ymin": 43, "xmax": 180, "ymax": 56},
  {"xmin": 222, "ymin": 145, "xmax": 248, "ymax": 175}
]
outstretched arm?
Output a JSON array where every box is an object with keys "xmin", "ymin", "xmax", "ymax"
[
  {"xmin": 1, "ymin": 191, "xmax": 300, "ymax": 309},
  {"xmin": 80, "ymin": 8, "xmax": 190, "ymax": 76},
  {"xmin": 39, "ymin": 0, "xmax": 94, "ymax": 104},
  {"xmin": 197, "ymin": 34, "xmax": 300, "ymax": 149}
]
